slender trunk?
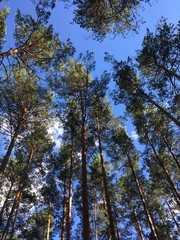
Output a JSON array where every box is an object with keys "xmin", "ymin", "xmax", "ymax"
[
  {"xmin": 1, "ymin": 187, "xmax": 22, "ymax": 240},
  {"xmin": 81, "ymin": 94, "xmax": 91, "ymax": 240},
  {"xmin": 66, "ymin": 138, "xmax": 74, "ymax": 240},
  {"xmin": 158, "ymin": 129, "xmax": 180, "ymax": 170},
  {"xmin": 61, "ymin": 180, "xmax": 67, "ymax": 240},
  {"xmin": 132, "ymin": 207, "xmax": 145, "ymax": 240},
  {"xmin": 114, "ymin": 217, "xmax": 121, "ymax": 240},
  {"xmin": 126, "ymin": 153, "xmax": 160, "ymax": 240},
  {"xmin": 165, "ymin": 198, "xmax": 180, "ymax": 231},
  {"xmin": 96, "ymin": 117, "xmax": 117, "ymax": 240},
  {"xmin": 102, "ymin": 196, "xmax": 111, "ymax": 240},
  {"xmin": 0, "ymin": 127, "xmax": 20, "ymax": 178},
  {"xmin": 147, "ymin": 135, "xmax": 180, "ymax": 205},
  {"xmin": 0, "ymin": 181, "xmax": 14, "ymax": 222},
  {"xmin": 94, "ymin": 198, "xmax": 98, "ymax": 240},
  {"xmin": 9, "ymin": 197, "xmax": 21, "ymax": 240},
  {"xmin": 1, "ymin": 148, "xmax": 34, "ymax": 240},
  {"xmin": 139, "ymin": 88, "xmax": 180, "ymax": 127},
  {"xmin": 46, "ymin": 201, "xmax": 52, "ymax": 240}
]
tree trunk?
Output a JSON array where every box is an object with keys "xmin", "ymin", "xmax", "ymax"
[
  {"xmin": 81, "ymin": 92, "xmax": 91, "ymax": 240},
  {"xmin": 0, "ymin": 127, "xmax": 20, "ymax": 178},
  {"xmin": 96, "ymin": 116, "xmax": 117, "ymax": 240},
  {"xmin": 132, "ymin": 207, "xmax": 145, "ymax": 240},
  {"xmin": 1, "ymin": 148, "xmax": 35, "ymax": 240},
  {"xmin": 66, "ymin": 138, "xmax": 74, "ymax": 240},
  {"xmin": 1, "ymin": 187, "xmax": 22, "ymax": 240},
  {"xmin": 126, "ymin": 153, "xmax": 160, "ymax": 240},
  {"xmin": 61, "ymin": 179, "xmax": 67, "ymax": 240},
  {"xmin": 138, "ymin": 87, "xmax": 180, "ymax": 127},
  {"xmin": 46, "ymin": 201, "xmax": 52, "ymax": 240},
  {"xmin": 102, "ymin": 195, "xmax": 111, "ymax": 240},
  {"xmin": 147, "ymin": 135, "xmax": 180, "ymax": 205},
  {"xmin": 158, "ymin": 129, "xmax": 180, "ymax": 170},
  {"xmin": 0, "ymin": 181, "xmax": 14, "ymax": 222},
  {"xmin": 94, "ymin": 198, "xmax": 98, "ymax": 240},
  {"xmin": 9, "ymin": 199, "xmax": 21, "ymax": 240},
  {"xmin": 165, "ymin": 198, "xmax": 180, "ymax": 231}
]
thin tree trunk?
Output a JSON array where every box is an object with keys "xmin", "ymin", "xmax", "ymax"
[
  {"xmin": 1, "ymin": 148, "xmax": 35, "ymax": 240},
  {"xmin": 9, "ymin": 194, "xmax": 21, "ymax": 240},
  {"xmin": 165, "ymin": 198, "xmax": 180, "ymax": 231},
  {"xmin": 96, "ymin": 116, "xmax": 117, "ymax": 240},
  {"xmin": 0, "ymin": 127, "xmax": 20, "ymax": 178},
  {"xmin": 126, "ymin": 153, "xmax": 160, "ymax": 240},
  {"xmin": 158, "ymin": 129, "xmax": 180, "ymax": 170},
  {"xmin": 46, "ymin": 201, "xmax": 52, "ymax": 240},
  {"xmin": 1, "ymin": 186, "xmax": 22, "ymax": 240},
  {"xmin": 94, "ymin": 198, "xmax": 98, "ymax": 240},
  {"xmin": 66, "ymin": 137, "xmax": 74, "ymax": 240},
  {"xmin": 132, "ymin": 207, "xmax": 145, "ymax": 240},
  {"xmin": 102, "ymin": 195, "xmax": 111, "ymax": 240},
  {"xmin": 139, "ymin": 88, "xmax": 180, "ymax": 127},
  {"xmin": 0, "ymin": 181, "xmax": 14, "ymax": 222},
  {"xmin": 81, "ymin": 93, "xmax": 91, "ymax": 240},
  {"xmin": 147, "ymin": 135, "xmax": 180, "ymax": 205},
  {"xmin": 114, "ymin": 217, "xmax": 121, "ymax": 240},
  {"xmin": 61, "ymin": 179, "xmax": 67, "ymax": 240}
]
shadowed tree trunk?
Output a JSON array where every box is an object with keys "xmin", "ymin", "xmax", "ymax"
[{"xmin": 61, "ymin": 179, "xmax": 67, "ymax": 240}]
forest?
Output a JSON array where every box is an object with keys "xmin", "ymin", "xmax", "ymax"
[{"xmin": 0, "ymin": 0, "xmax": 179, "ymax": 239}]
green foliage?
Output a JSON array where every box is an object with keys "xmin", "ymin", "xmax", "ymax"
[
  {"xmin": 0, "ymin": 7, "xmax": 9, "ymax": 51},
  {"xmin": 72, "ymin": 0, "xmax": 151, "ymax": 40}
]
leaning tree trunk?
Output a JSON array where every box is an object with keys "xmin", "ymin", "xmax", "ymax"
[
  {"xmin": 132, "ymin": 207, "xmax": 145, "ymax": 240},
  {"xmin": 146, "ymin": 135, "xmax": 180, "ymax": 206},
  {"xmin": 1, "ymin": 148, "xmax": 35, "ymax": 240},
  {"xmin": 126, "ymin": 153, "xmax": 160, "ymax": 240},
  {"xmin": 133, "ymin": 83, "xmax": 180, "ymax": 127},
  {"xmin": 96, "ymin": 116, "xmax": 117, "ymax": 240},
  {"xmin": 0, "ymin": 180, "xmax": 14, "ymax": 222},
  {"xmin": 158, "ymin": 128, "xmax": 180, "ymax": 170},
  {"xmin": 0, "ymin": 126, "xmax": 20, "ymax": 178},
  {"xmin": 1, "ymin": 186, "xmax": 22, "ymax": 240}
]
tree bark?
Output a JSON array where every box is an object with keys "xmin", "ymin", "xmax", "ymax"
[
  {"xmin": 80, "ymin": 91, "xmax": 91, "ymax": 240},
  {"xmin": 126, "ymin": 153, "xmax": 160, "ymax": 240},
  {"xmin": 132, "ymin": 207, "xmax": 145, "ymax": 240},
  {"xmin": 138, "ymin": 88, "xmax": 180, "ymax": 127},
  {"xmin": 0, "ymin": 127, "xmax": 20, "ymax": 178},
  {"xmin": 165, "ymin": 198, "xmax": 180, "ymax": 231},
  {"xmin": 67, "ymin": 137, "xmax": 74, "ymax": 240},
  {"xmin": 1, "ymin": 148, "xmax": 35, "ymax": 240},
  {"xmin": 61, "ymin": 179, "xmax": 67, "ymax": 240},
  {"xmin": 158, "ymin": 128, "xmax": 180, "ymax": 170},
  {"xmin": 1, "ymin": 187, "xmax": 22, "ymax": 240},
  {"xmin": 147, "ymin": 135, "xmax": 180, "ymax": 205},
  {"xmin": 96, "ymin": 116, "xmax": 117, "ymax": 240},
  {"xmin": 46, "ymin": 201, "xmax": 52, "ymax": 240},
  {"xmin": 0, "ymin": 180, "xmax": 14, "ymax": 222}
]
